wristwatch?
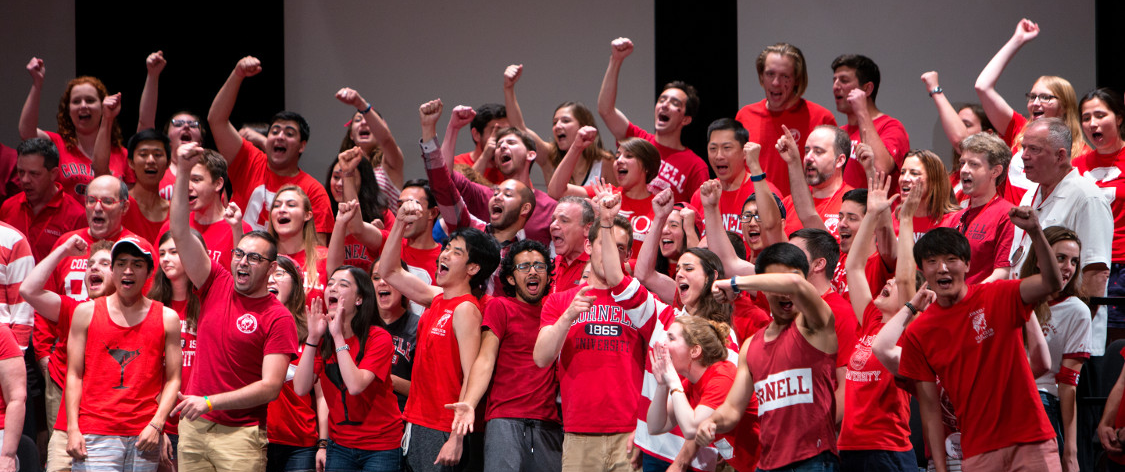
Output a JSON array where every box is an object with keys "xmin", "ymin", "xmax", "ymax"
[{"xmin": 929, "ymin": 86, "xmax": 943, "ymax": 97}]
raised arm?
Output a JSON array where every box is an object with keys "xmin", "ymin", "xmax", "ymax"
[
  {"xmin": 328, "ymin": 304, "xmax": 377, "ymax": 394},
  {"xmin": 375, "ymin": 200, "xmax": 442, "ymax": 306},
  {"xmin": 208, "ymin": 56, "xmax": 262, "ymax": 163},
  {"xmin": 847, "ymin": 172, "xmax": 898, "ymax": 320},
  {"xmin": 975, "ymin": 19, "xmax": 1039, "ymax": 134},
  {"xmin": 440, "ymin": 104, "xmax": 473, "ymax": 171},
  {"xmin": 502, "ymin": 65, "xmax": 551, "ymax": 159},
  {"xmin": 20, "ymin": 236, "xmax": 87, "ymax": 322},
  {"xmin": 170, "ymin": 143, "xmax": 213, "ymax": 287},
  {"xmin": 871, "ymin": 285, "xmax": 934, "ymax": 375},
  {"xmin": 326, "ymin": 200, "xmax": 357, "ymax": 273},
  {"xmin": 634, "ymin": 189, "xmax": 677, "ymax": 303},
  {"xmin": 846, "ymin": 90, "xmax": 897, "ymax": 175},
  {"xmin": 778, "ymin": 125, "xmax": 827, "ymax": 232},
  {"xmin": 1010, "ymin": 206, "xmax": 1062, "ymax": 304},
  {"xmin": 548, "ymin": 126, "xmax": 598, "ymax": 199},
  {"xmin": 137, "ymin": 51, "xmax": 165, "ymax": 132},
  {"xmin": 335, "ymin": 87, "xmax": 405, "ymax": 189},
  {"xmin": 895, "ymin": 178, "xmax": 923, "ymax": 305},
  {"xmin": 293, "ymin": 301, "xmax": 326, "ymax": 396},
  {"xmin": 715, "ymin": 273, "xmax": 831, "ymax": 331},
  {"xmin": 921, "ymin": 71, "xmax": 972, "ymax": 151},
  {"xmin": 745, "ymin": 143, "xmax": 784, "ymax": 245},
  {"xmin": 19, "ymin": 58, "xmax": 50, "ymax": 140},
  {"xmin": 597, "ymin": 38, "xmax": 634, "ymax": 140},
  {"xmin": 92, "ymin": 92, "xmax": 121, "ymax": 177},
  {"xmin": 596, "ymin": 188, "xmax": 626, "ymax": 288},
  {"xmin": 699, "ymin": 180, "xmax": 754, "ymax": 276}
]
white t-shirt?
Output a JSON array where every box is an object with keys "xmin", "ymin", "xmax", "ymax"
[{"xmin": 1035, "ymin": 296, "xmax": 1092, "ymax": 396}]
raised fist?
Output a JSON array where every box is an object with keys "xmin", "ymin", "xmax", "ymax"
[
  {"xmin": 503, "ymin": 64, "xmax": 523, "ymax": 89},
  {"xmin": 147, "ymin": 51, "xmax": 166, "ymax": 74},
  {"xmin": 610, "ymin": 37, "xmax": 634, "ymax": 61},
  {"xmin": 235, "ymin": 56, "xmax": 262, "ymax": 78},
  {"xmin": 26, "ymin": 57, "xmax": 45, "ymax": 83}
]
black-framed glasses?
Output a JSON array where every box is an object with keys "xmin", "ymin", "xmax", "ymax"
[
  {"xmin": 232, "ymin": 248, "xmax": 274, "ymax": 265},
  {"xmin": 515, "ymin": 262, "xmax": 548, "ymax": 273},
  {"xmin": 1025, "ymin": 93, "xmax": 1057, "ymax": 103},
  {"xmin": 739, "ymin": 212, "xmax": 761, "ymax": 222},
  {"xmin": 171, "ymin": 119, "xmax": 201, "ymax": 129}
]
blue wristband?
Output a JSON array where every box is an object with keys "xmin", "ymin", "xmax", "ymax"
[{"xmin": 750, "ymin": 173, "xmax": 767, "ymax": 182}]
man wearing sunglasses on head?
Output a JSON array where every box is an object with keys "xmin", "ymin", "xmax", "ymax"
[{"xmin": 168, "ymin": 142, "xmax": 297, "ymax": 472}]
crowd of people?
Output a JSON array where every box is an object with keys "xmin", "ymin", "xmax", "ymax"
[{"xmin": 2, "ymin": 16, "xmax": 1125, "ymax": 472}]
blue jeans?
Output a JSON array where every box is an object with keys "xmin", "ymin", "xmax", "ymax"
[
  {"xmin": 641, "ymin": 451, "xmax": 672, "ymax": 472},
  {"xmin": 839, "ymin": 449, "xmax": 916, "ymax": 472},
  {"xmin": 266, "ymin": 443, "xmax": 317, "ymax": 472},
  {"xmin": 325, "ymin": 440, "xmax": 401, "ymax": 472},
  {"xmin": 1040, "ymin": 392, "xmax": 1064, "ymax": 459},
  {"xmin": 758, "ymin": 451, "xmax": 840, "ymax": 472}
]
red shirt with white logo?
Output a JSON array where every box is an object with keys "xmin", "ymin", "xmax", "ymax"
[
  {"xmin": 1074, "ymin": 147, "xmax": 1125, "ymax": 262},
  {"xmin": 78, "ymin": 297, "xmax": 166, "ymax": 436},
  {"xmin": 189, "ymin": 263, "xmax": 298, "ymax": 427},
  {"xmin": 46, "ymin": 131, "xmax": 134, "ymax": 200},
  {"xmin": 402, "ymin": 293, "xmax": 482, "ymax": 432},
  {"xmin": 781, "ymin": 184, "xmax": 854, "ymax": 239},
  {"xmin": 899, "ymin": 280, "xmax": 1055, "ymax": 458},
  {"xmin": 228, "ymin": 139, "xmax": 335, "ymax": 234},
  {"xmin": 583, "ymin": 185, "xmax": 655, "ymax": 260},
  {"xmin": 625, "ymin": 123, "xmax": 709, "ymax": 202},
  {"xmin": 839, "ymin": 302, "xmax": 911, "ymax": 451},
  {"xmin": 481, "ymin": 297, "xmax": 560, "ymax": 423},
  {"xmin": 689, "ymin": 173, "xmax": 783, "ymax": 237},
  {"xmin": 949, "ymin": 195, "xmax": 1014, "ymax": 284},
  {"xmin": 745, "ymin": 320, "xmax": 837, "ymax": 469},
  {"xmin": 315, "ymin": 326, "xmax": 402, "ymax": 450},
  {"xmin": 736, "ymin": 99, "xmax": 838, "ymax": 198}
]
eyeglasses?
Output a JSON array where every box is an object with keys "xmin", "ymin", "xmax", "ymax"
[
  {"xmin": 515, "ymin": 262, "xmax": 548, "ymax": 273},
  {"xmin": 171, "ymin": 119, "xmax": 201, "ymax": 129},
  {"xmin": 232, "ymin": 248, "xmax": 274, "ymax": 265},
  {"xmin": 85, "ymin": 196, "xmax": 121, "ymax": 207},
  {"xmin": 1025, "ymin": 93, "xmax": 1057, "ymax": 103},
  {"xmin": 739, "ymin": 212, "xmax": 761, "ymax": 222}
]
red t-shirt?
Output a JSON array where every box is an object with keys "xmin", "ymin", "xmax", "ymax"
[
  {"xmin": 452, "ymin": 152, "xmax": 503, "ymax": 184},
  {"xmin": 823, "ymin": 291, "xmax": 857, "ymax": 368},
  {"xmin": 540, "ymin": 281, "xmax": 656, "ymax": 433},
  {"xmin": 781, "ymin": 183, "xmax": 854, "ymax": 238},
  {"xmin": 482, "ymin": 297, "xmax": 560, "ymax": 423},
  {"xmin": 44, "ymin": 298, "xmax": 78, "ymax": 400},
  {"xmin": 267, "ymin": 344, "xmax": 317, "ymax": 447},
  {"xmin": 0, "ymin": 185, "xmax": 87, "ymax": 262},
  {"xmin": 228, "ymin": 139, "xmax": 335, "ymax": 234},
  {"xmin": 735, "ymin": 99, "xmax": 838, "ymax": 198},
  {"xmin": 158, "ymin": 170, "xmax": 175, "ymax": 201},
  {"xmin": 159, "ymin": 216, "xmax": 253, "ymax": 272},
  {"xmin": 165, "ymin": 299, "xmax": 194, "ymax": 435},
  {"xmin": 583, "ymin": 185, "xmax": 655, "ymax": 259},
  {"xmin": 746, "ymin": 321, "xmax": 837, "ymax": 469},
  {"xmin": 340, "ymin": 234, "xmax": 382, "ymax": 273},
  {"xmin": 378, "ymin": 230, "xmax": 441, "ymax": 285},
  {"xmin": 0, "ymin": 324, "xmax": 20, "ymax": 426},
  {"xmin": 403, "ymin": 293, "xmax": 482, "ymax": 432},
  {"xmin": 1000, "ymin": 111, "xmax": 1032, "ymax": 204},
  {"xmin": 46, "ymin": 130, "xmax": 134, "ymax": 200},
  {"xmin": 188, "ymin": 263, "xmax": 298, "ymax": 427},
  {"xmin": 316, "ymin": 327, "xmax": 403, "ymax": 450},
  {"xmin": 899, "ymin": 280, "xmax": 1055, "ymax": 458},
  {"xmin": 832, "ymin": 251, "xmax": 849, "ymax": 297},
  {"xmin": 122, "ymin": 195, "xmax": 168, "ymax": 245},
  {"xmin": 78, "ymin": 298, "xmax": 166, "ymax": 436},
  {"xmin": 282, "ymin": 247, "xmax": 329, "ymax": 307},
  {"xmin": 838, "ymin": 302, "xmax": 912, "ymax": 451},
  {"xmin": 687, "ymin": 360, "xmax": 759, "ymax": 472},
  {"xmin": 731, "ymin": 293, "xmax": 771, "ymax": 344},
  {"xmin": 892, "ymin": 211, "xmax": 959, "ymax": 243},
  {"xmin": 625, "ymin": 123, "xmax": 709, "ymax": 202},
  {"xmin": 1074, "ymin": 147, "xmax": 1125, "ymax": 262},
  {"xmin": 841, "ymin": 115, "xmax": 910, "ymax": 190},
  {"xmin": 689, "ymin": 174, "xmax": 783, "ymax": 236},
  {"xmin": 552, "ymin": 252, "xmax": 589, "ymax": 295},
  {"xmin": 949, "ymin": 195, "xmax": 1014, "ymax": 284}
]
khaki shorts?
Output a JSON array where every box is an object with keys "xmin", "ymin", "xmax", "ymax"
[
  {"xmin": 46, "ymin": 429, "xmax": 72, "ymax": 472},
  {"xmin": 177, "ymin": 418, "xmax": 266, "ymax": 472},
  {"xmin": 561, "ymin": 432, "xmax": 637, "ymax": 472},
  {"xmin": 45, "ymin": 376, "xmax": 62, "ymax": 434},
  {"xmin": 961, "ymin": 439, "xmax": 1061, "ymax": 472}
]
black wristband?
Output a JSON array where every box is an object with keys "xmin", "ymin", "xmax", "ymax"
[
  {"xmin": 317, "ymin": 439, "xmax": 329, "ymax": 449},
  {"xmin": 305, "ymin": 341, "xmax": 320, "ymax": 348},
  {"xmin": 358, "ymin": 104, "xmax": 372, "ymax": 115},
  {"xmin": 904, "ymin": 302, "xmax": 918, "ymax": 316}
]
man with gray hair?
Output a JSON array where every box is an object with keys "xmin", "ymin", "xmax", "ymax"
[
  {"xmin": 1010, "ymin": 117, "xmax": 1112, "ymax": 354},
  {"xmin": 952, "ymin": 132, "xmax": 1016, "ymax": 284},
  {"xmin": 548, "ymin": 196, "xmax": 594, "ymax": 293}
]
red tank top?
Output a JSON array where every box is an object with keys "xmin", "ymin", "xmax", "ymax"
[
  {"xmin": 402, "ymin": 293, "xmax": 481, "ymax": 431},
  {"xmin": 79, "ymin": 297, "xmax": 166, "ymax": 436},
  {"xmin": 746, "ymin": 321, "xmax": 837, "ymax": 469}
]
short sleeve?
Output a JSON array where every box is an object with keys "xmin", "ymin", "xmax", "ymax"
[
  {"xmin": 897, "ymin": 328, "xmax": 936, "ymax": 382},
  {"xmin": 540, "ymin": 292, "xmax": 565, "ymax": 329},
  {"xmin": 0, "ymin": 325, "xmax": 20, "ymax": 360},
  {"xmin": 482, "ymin": 299, "xmax": 507, "ymax": 339},
  {"xmin": 698, "ymin": 362, "xmax": 736, "ymax": 409},
  {"xmin": 992, "ymin": 215, "xmax": 1015, "ymax": 269},
  {"xmin": 262, "ymin": 306, "xmax": 298, "ymax": 358},
  {"xmin": 876, "ymin": 117, "xmax": 910, "ymax": 168},
  {"xmin": 1058, "ymin": 300, "xmax": 1093, "ymax": 358},
  {"xmin": 356, "ymin": 327, "xmax": 393, "ymax": 383},
  {"xmin": 306, "ymin": 180, "xmax": 336, "ymax": 234}
]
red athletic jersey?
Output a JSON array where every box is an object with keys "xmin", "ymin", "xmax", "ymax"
[
  {"xmin": 228, "ymin": 139, "xmax": 335, "ymax": 234},
  {"xmin": 841, "ymin": 116, "xmax": 909, "ymax": 190},
  {"xmin": 583, "ymin": 185, "xmax": 655, "ymax": 260},
  {"xmin": 781, "ymin": 184, "xmax": 854, "ymax": 239},
  {"xmin": 839, "ymin": 302, "xmax": 911, "ymax": 451},
  {"xmin": 736, "ymin": 99, "xmax": 838, "ymax": 198},
  {"xmin": 188, "ymin": 263, "xmax": 298, "ymax": 427},
  {"xmin": 121, "ymin": 195, "xmax": 168, "ymax": 244},
  {"xmin": 267, "ymin": 344, "xmax": 317, "ymax": 447},
  {"xmin": 746, "ymin": 321, "xmax": 837, "ymax": 469},
  {"xmin": 540, "ymin": 279, "xmax": 657, "ymax": 433},
  {"xmin": 159, "ymin": 216, "xmax": 252, "ymax": 273},
  {"xmin": 46, "ymin": 131, "xmax": 134, "ymax": 200},
  {"xmin": 0, "ymin": 324, "xmax": 20, "ymax": 426},
  {"xmin": 316, "ymin": 327, "xmax": 402, "ymax": 450},
  {"xmin": 78, "ymin": 298, "xmax": 166, "ymax": 436},
  {"xmin": 1074, "ymin": 147, "xmax": 1125, "ymax": 262},
  {"xmin": 402, "ymin": 293, "xmax": 482, "ymax": 432},
  {"xmin": 625, "ymin": 123, "xmax": 709, "ymax": 202},
  {"xmin": 949, "ymin": 195, "xmax": 1014, "ymax": 284},
  {"xmin": 0, "ymin": 185, "xmax": 87, "ymax": 262},
  {"xmin": 164, "ymin": 299, "xmax": 194, "ymax": 435},
  {"xmin": 482, "ymin": 297, "xmax": 560, "ymax": 423},
  {"xmin": 899, "ymin": 280, "xmax": 1055, "ymax": 458}
]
